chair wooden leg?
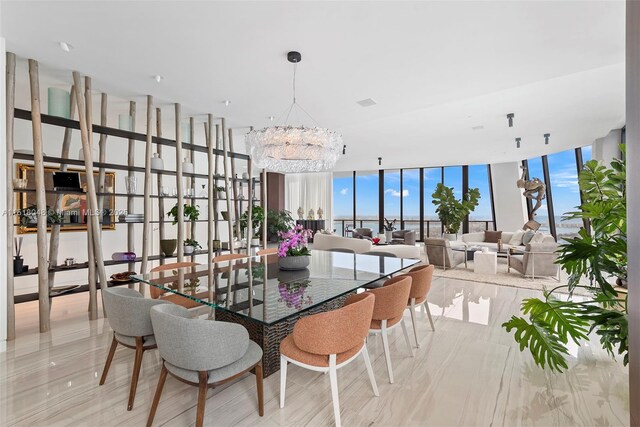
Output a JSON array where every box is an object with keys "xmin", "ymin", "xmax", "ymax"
[
  {"xmin": 380, "ymin": 321, "xmax": 394, "ymax": 384},
  {"xmin": 279, "ymin": 355, "xmax": 287, "ymax": 408},
  {"xmin": 195, "ymin": 371, "xmax": 208, "ymax": 427},
  {"xmin": 361, "ymin": 344, "xmax": 379, "ymax": 397},
  {"xmin": 99, "ymin": 334, "xmax": 118, "ymax": 385},
  {"xmin": 127, "ymin": 337, "xmax": 145, "ymax": 411},
  {"xmin": 146, "ymin": 363, "xmax": 168, "ymax": 427},
  {"xmin": 255, "ymin": 363, "xmax": 264, "ymax": 416},
  {"xmin": 401, "ymin": 319, "xmax": 414, "ymax": 357},
  {"xmin": 328, "ymin": 355, "xmax": 341, "ymax": 427},
  {"xmin": 409, "ymin": 301, "xmax": 420, "ymax": 348},
  {"xmin": 424, "ymin": 301, "xmax": 436, "ymax": 331}
]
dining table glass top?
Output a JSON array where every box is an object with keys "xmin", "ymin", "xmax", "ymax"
[{"xmin": 131, "ymin": 250, "xmax": 419, "ymax": 325}]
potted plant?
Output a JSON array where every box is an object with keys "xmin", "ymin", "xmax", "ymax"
[
  {"xmin": 215, "ymin": 186, "xmax": 226, "ymax": 199},
  {"xmin": 267, "ymin": 209, "xmax": 294, "ymax": 242},
  {"xmin": 183, "ymin": 238, "xmax": 201, "ymax": 255},
  {"xmin": 167, "ymin": 203, "xmax": 200, "ymax": 225},
  {"xmin": 277, "ymin": 225, "xmax": 313, "ymax": 270},
  {"xmin": 431, "ymin": 183, "xmax": 480, "ymax": 240},
  {"xmin": 239, "ymin": 205, "xmax": 265, "ymax": 246},
  {"xmin": 383, "ymin": 217, "xmax": 396, "ymax": 242},
  {"xmin": 503, "ymin": 147, "xmax": 628, "ymax": 372},
  {"xmin": 20, "ymin": 205, "xmax": 64, "ymax": 226}
]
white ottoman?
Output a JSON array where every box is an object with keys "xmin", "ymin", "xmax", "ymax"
[{"xmin": 474, "ymin": 251, "xmax": 497, "ymax": 274}]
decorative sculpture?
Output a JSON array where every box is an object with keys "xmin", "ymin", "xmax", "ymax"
[
  {"xmin": 516, "ymin": 166, "xmax": 546, "ymax": 230},
  {"xmin": 297, "ymin": 206, "xmax": 304, "ymax": 220},
  {"xmin": 307, "ymin": 209, "xmax": 315, "ymax": 220},
  {"xmin": 317, "ymin": 207, "xmax": 324, "ymax": 220}
]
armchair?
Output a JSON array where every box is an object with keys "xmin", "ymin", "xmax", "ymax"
[
  {"xmin": 353, "ymin": 227, "xmax": 373, "ymax": 240},
  {"xmin": 390, "ymin": 230, "xmax": 416, "ymax": 246},
  {"xmin": 424, "ymin": 238, "xmax": 467, "ymax": 270},
  {"xmin": 508, "ymin": 242, "xmax": 559, "ymax": 279}
]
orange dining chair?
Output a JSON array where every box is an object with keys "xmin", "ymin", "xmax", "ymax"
[
  {"xmin": 279, "ymin": 293, "xmax": 378, "ymax": 427},
  {"xmin": 149, "ymin": 262, "xmax": 202, "ymax": 309},
  {"xmin": 212, "ymin": 253, "xmax": 248, "ymax": 263},
  {"xmin": 256, "ymin": 248, "xmax": 278, "ymax": 256},
  {"xmin": 399, "ymin": 264, "xmax": 436, "ymax": 347},
  {"xmin": 360, "ymin": 275, "xmax": 413, "ymax": 383}
]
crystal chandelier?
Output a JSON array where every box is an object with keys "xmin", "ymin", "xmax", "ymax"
[{"xmin": 245, "ymin": 51, "xmax": 343, "ymax": 173}]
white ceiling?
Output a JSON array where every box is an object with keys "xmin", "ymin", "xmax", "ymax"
[{"xmin": 1, "ymin": 1, "xmax": 625, "ymax": 171}]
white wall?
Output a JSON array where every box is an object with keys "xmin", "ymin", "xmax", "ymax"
[
  {"xmin": 593, "ymin": 128, "xmax": 622, "ymax": 165},
  {"xmin": 490, "ymin": 161, "xmax": 528, "ymax": 232},
  {"xmin": 1, "ymin": 36, "xmax": 7, "ymax": 347},
  {"xmin": 285, "ymin": 172, "xmax": 333, "ymax": 228}
]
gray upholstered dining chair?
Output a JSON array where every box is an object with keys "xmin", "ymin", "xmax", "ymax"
[
  {"xmin": 389, "ymin": 230, "xmax": 416, "ymax": 246},
  {"xmin": 353, "ymin": 228, "xmax": 373, "ymax": 240},
  {"xmin": 99, "ymin": 287, "xmax": 170, "ymax": 411},
  {"xmin": 424, "ymin": 238, "xmax": 467, "ymax": 270},
  {"xmin": 147, "ymin": 304, "xmax": 264, "ymax": 427},
  {"xmin": 508, "ymin": 242, "xmax": 560, "ymax": 279}
]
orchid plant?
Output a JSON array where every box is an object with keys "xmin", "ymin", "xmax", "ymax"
[{"xmin": 277, "ymin": 225, "xmax": 313, "ymax": 258}]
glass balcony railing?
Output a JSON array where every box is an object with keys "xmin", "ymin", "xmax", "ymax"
[{"xmin": 332, "ymin": 219, "xmax": 494, "ymax": 240}]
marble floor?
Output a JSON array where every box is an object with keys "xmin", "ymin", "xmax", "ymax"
[{"xmin": 0, "ymin": 277, "xmax": 629, "ymax": 426}]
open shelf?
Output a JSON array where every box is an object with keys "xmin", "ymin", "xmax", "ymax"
[{"xmin": 12, "ymin": 188, "xmax": 260, "ymax": 202}]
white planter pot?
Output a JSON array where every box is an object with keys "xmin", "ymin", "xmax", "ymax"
[
  {"xmin": 251, "ymin": 238, "xmax": 260, "ymax": 246},
  {"xmin": 278, "ymin": 255, "xmax": 310, "ymax": 271},
  {"xmin": 443, "ymin": 233, "xmax": 458, "ymax": 241},
  {"xmin": 385, "ymin": 231, "xmax": 393, "ymax": 242},
  {"xmin": 184, "ymin": 245, "xmax": 195, "ymax": 255}
]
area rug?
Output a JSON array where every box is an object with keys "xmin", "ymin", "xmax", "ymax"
[{"xmin": 431, "ymin": 258, "xmax": 592, "ymax": 296}]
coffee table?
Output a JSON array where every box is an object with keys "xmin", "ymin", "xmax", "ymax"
[{"xmin": 473, "ymin": 251, "xmax": 497, "ymax": 274}]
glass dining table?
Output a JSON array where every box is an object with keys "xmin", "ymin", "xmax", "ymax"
[{"xmin": 131, "ymin": 250, "xmax": 419, "ymax": 376}]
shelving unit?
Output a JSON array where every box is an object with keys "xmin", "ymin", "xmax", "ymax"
[{"xmin": 6, "ymin": 55, "xmax": 267, "ymax": 337}]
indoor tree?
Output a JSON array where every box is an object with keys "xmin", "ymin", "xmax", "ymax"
[
  {"xmin": 431, "ymin": 183, "xmax": 480, "ymax": 235},
  {"xmin": 503, "ymin": 147, "xmax": 628, "ymax": 371}
]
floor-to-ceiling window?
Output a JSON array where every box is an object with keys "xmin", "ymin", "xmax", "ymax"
[
  {"xmin": 547, "ymin": 149, "xmax": 583, "ymax": 241},
  {"xmin": 332, "ymin": 171, "xmax": 354, "ymax": 235},
  {"xmin": 402, "ymin": 169, "xmax": 420, "ymax": 234},
  {"xmin": 468, "ymin": 164, "xmax": 495, "ymax": 232},
  {"xmin": 423, "ymin": 167, "xmax": 442, "ymax": 238},
  {"xmin": 383, "ymin": 169, "xmax": 401, "ymax": 227},
  {"xmin": 355, "ymin": 170, "xmax": 379, "ymax": 233}
]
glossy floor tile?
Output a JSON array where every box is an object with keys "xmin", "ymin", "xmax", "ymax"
[{"xmin": 0, "ymin": 277, "xmax": 629, "ymax": 426}]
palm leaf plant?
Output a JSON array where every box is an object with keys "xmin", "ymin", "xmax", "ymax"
[{"xmin": 503, "ymin": 146, "xmax": 628, "ymax": 370}]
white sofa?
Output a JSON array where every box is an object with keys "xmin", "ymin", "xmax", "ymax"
[
  {"xmin": 459, "ymin": 231, "xmax": 555, "ymax": 251},
  {"xmin": 313, "ymin": 233, "xmax": 421, "ymax": 259}
]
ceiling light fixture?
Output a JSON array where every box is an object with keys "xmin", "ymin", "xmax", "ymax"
[
  {"xmin": 507, "ymin": 113, "xmax": 514, "ymax": 127},
  {"xmin": 154, "ymin": 75, "xmax": 163, "ymax": 83},
  {"xmin": 343, "ymin": 145, "xmax": 346, "ymax": 155},
  {"xmin": 544, "ymin": 133, "xmax": 550, "ymax": 145},
  {"xmin": 223, "ymin": 100, "xmax": 231, "ymax": 106},
  {"xmin": 515, "ymin": 137, "xmax": 521, "ymax": 149},
  {"xmin": 245, "ymin": 51, "xmax": 342, "ymax": 173},
  {"xmin": 268, "ymin": 115, "xmax": 275, "ymax": 121},
  {"xmin": 378, "ymin": 157, "xmax": 382, "ymax": 166},
  {"xmin": 59, "ymin": 41, "xmax": 72, "ymax": 52}
]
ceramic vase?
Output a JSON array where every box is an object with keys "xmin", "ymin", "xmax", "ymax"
[
  {"xmin": 150, "ymin": 153, "xmax": 164, "ymax": 170},
  {"xmin": 278, "ymin": 256, "xmax": 311, "ymax": 271},
  {"xmin": 160, "ymin": 239, "xmax": 177, "ymax": 257},
  {"xmin": 182, "ymin": 158, "xmax": 194, "ymax": 174}
]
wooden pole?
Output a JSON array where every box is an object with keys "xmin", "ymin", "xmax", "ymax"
[
  {"xmin": 48, "ymin": 86, "xmax": 76, "ymax": 299},
  {"xmin": 247, "ymin": 158, "xmax": 253, "ymax": 255},
  {"xmin": 262, "ymin": 169, "xmax": 268, "ymax": 248},
  {"xmin": 28, "ymin": 59, "xmax": 51, "ymax": 332},
  {"xmin": 214, "ymin": 124, "xmax": 220, "ymax": 241},
  {"xmin": 127, "ymin": 101, "xmax": 136, "ymax": 281},
  {"xmin": 5, "ymin": 52, "xmax": 16, "ymax": 339},
  {"xmin": 228, "ymin": 129, "xmax": 242, "ymax": 240},
  {"xmin": 96, "ymin": 93, "xmax": 108, "ymax": 217},
  {"xmin": 156, "ymin": 107, "xmax": 165, "ymax": 265},
  {"xmin": 206, "ymin": 114, "xmax": 214, "ymax": 289},
  {"xmin": 189, "ymin": 117, "xmax": 195, "ymax": 262},
  {"xmin": 141, "ymin": 95, "xmax": 154, "ymax": 274},
  {"xmin": 175, "ymin": 103, "xmax": 184, "ymax": 261},
  {"xmin": 85, "ymin": 77, "xmax": 98, "ymax": 320},
  {"xmin": 221, "ymin": 119, "xmax": 234, "ymax": 254},
  {"xmin": 72, "ymin": 71, "xmax": 108, "ymax": 293}
]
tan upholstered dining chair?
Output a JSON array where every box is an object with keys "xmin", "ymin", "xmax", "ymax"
[
  {"xmin": 279, "ymin": 293, "xmax": 378, "ymax": 427},
  {"xmin": 356, "ymin": 275, "xmax": 413, "ymax": 383},
  {"xmin": 149, "ymin": 261, "xmax": 203, "ymax": 309},
  {"xmin": 212, "ymin": 253, "xmax": 248, "ymax": 263},
  {"xmin": 399, "ymin": 264, "xmax": 436, "ymax": 347},
  {"xmin": 256, "ymin": 248, "xmax": 278, "ymax": 256}
]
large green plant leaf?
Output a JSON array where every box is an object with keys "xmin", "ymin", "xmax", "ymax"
[{"xmin": 503, "ymin": 315, "xmax": 569, "ymax": 371}]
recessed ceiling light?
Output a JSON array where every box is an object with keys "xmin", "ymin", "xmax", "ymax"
[
  {"xmin": 471, "ymin": 125, "xmax": 484, "ymax": 131},
  {"xmin": 154, "ymin": 75, "xmax": 163, "ymax": 83},
  {"xmin": 357, "ymin": 98, "xmax": 377, "ymax": 107},
  {"xmin": 59, "ymin": 41, "xmax": 73, "ymax": 52},
  {"xmin": 268, "ymin": 115, "xmax": 275, "ymax": 121},
  {"xmin": 223, "ymin": 100, "xmax": 231, "ymax": 106}
]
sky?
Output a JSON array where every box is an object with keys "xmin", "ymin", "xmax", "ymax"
[{"xmin": 333, "ymin": 145, "xmax": 592, "ymax": 222}]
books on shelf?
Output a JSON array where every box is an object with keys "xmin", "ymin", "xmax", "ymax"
[{"xmin": 118, "ymin": 213, "xmax": 144, "ymax": 223}]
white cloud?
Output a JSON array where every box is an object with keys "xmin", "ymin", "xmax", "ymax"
[
  {"xmin": 339, "ymin": 188, "xmax": 349, "ymax": 196},
  {"xmin": 550, "ymin": 166, "xmax": 579, "ymax": 192},
  {"xmin": 385, "ymin": 188, "xmax": 409, "ymax": 198}
]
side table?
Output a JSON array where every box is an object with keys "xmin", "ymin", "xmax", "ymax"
[{"xmin": 474, "ymin": 251, "xmax": 497, "ymax": 274}]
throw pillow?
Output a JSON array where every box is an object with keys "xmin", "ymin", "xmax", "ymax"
[
  {"xmin": 509, "ymin": 230, "xmax": 526, "ymax": 246},
  {"xmin": 522, "ymin": 230, "xmax": 536, "ymax": 245},
  {"xmin": 531, "ymin": 232, "xmax": 545, "ymax": 243},
  {"xmin": 484, "ymin": 230, "xmax": 502, "ymax": 243}
]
